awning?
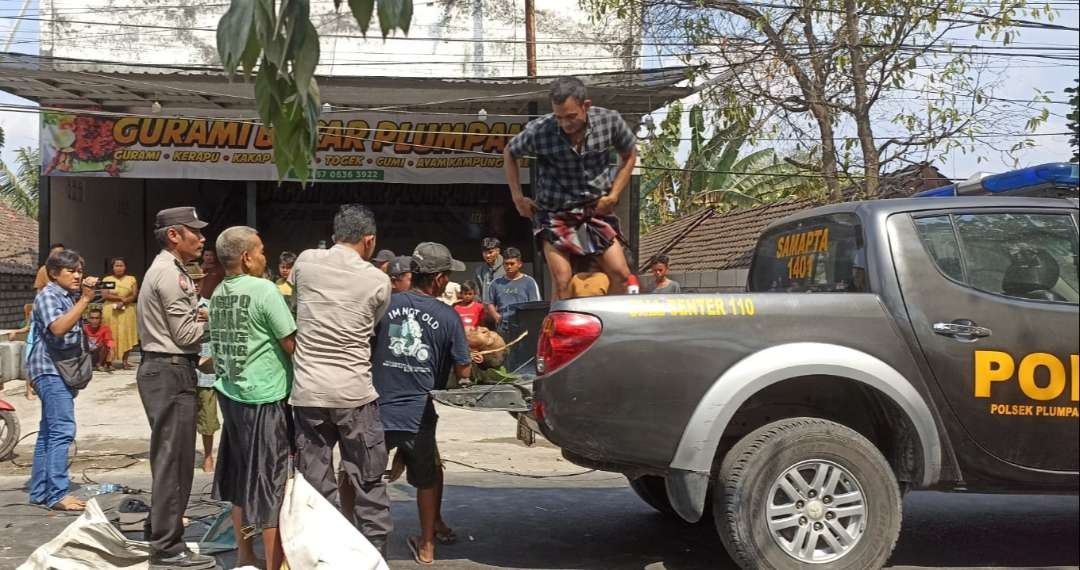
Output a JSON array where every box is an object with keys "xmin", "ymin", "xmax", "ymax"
[{"xmin": 0, "ymin": 53, "xmax": 695, "ymax": 119}]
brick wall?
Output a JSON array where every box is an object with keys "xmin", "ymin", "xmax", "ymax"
[
  {"xmin": 0, "ymin": 270, "xmax": 35, "ymax": 329},
  {"xmin": 638, "ymin": 269, "xmax": 749, "ymax": 294}
]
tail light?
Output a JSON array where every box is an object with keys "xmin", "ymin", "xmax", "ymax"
[{"xmin": 536, "ymin": 311, "xmax": 602, "ymax": 376}]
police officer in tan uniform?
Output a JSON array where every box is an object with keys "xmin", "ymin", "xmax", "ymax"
[{"xmin": 136, "ymin": 207, "xmax": 217, "ymax": 570}]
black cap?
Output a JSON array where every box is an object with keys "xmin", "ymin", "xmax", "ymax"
[
  {"xmin": 481, "ymin": 237, "xmax": 501, "ymax": 250},
  {"xmin": 373, "ymin": 249, "xmax": 396, "ymax": 264},
  {"xmin": 155, "ymin": 207, "xmax": 208, "ymax": 229},
  {"xmin": 413, "ymin": 242, "xmax": 466, "ymax": 274},
  {"xmin": 389, "ymin": 256, "xmax": 416, "ymax": 277}
]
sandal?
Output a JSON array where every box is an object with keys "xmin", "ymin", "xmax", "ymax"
[
  {"xmin": 435, "ymin": 525, "xmax": 457, "ymax": 545},
  {"xmin": 407, "ymin": 536, "xmax": 434, "ymax": 565},
  {"xmin": 51, "ymin": 496, "xmax": 86, "ymax": 512}
]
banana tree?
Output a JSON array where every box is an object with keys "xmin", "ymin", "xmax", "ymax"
[{"xmin": 638, "ymin": 102, "xmax": 820, "ymax": 231}]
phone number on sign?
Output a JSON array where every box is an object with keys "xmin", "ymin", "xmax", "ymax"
[{"xmin": 315, "ymin": 169, "xmax": 385, "ymax": 181}]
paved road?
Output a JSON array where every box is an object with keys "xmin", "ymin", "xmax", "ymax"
[
  {"xmin": 2, "ymin": 470, "xmax": 1076, "ymax": 569},
  {"xmin": 2, "ymin": 376, "xmax": 1076, "ymax": 569}
]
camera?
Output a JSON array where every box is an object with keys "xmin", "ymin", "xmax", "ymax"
[{"xmin": 93, "ymin": 280, "xmax": 116, "ymax": 290}]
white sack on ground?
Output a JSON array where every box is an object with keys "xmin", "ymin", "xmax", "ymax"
[
  {"xmin": 18, "ymin": 499, "xmax": 231, "ymax": 570},
  {"xmin": 18, "ymin": 498, "xmax": 151, "ymax": 570},
  {"xmin": 279, "ymin": 473, "xmax": 389, "ymax": 570}
]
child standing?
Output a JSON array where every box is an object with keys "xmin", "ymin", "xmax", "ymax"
[
  {"xmin": 189, "ymin": 263, "xmax": 220, "ymax": 474},
  {"xmin": 453, "ymin": 281, "xmax": 485, "ymax": 329}
]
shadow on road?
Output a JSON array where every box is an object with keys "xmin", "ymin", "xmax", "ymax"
[
  {"xmin": 385, "ymin": 483, "xmax": 1079, "ymax": 569},
  {"xmin": 887, "ymin": 492, "xmax": 1080, "ymax": 568}
]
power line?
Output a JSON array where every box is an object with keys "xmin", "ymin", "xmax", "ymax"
[
  {"xmin": 0, "ymin": 101, "xmax": 1069, "ymax": 143},
  {"xmin": 3, "ymin": 11, "xmax": 1077, "ymax": 42}
]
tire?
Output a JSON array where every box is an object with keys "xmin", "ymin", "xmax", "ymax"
[
  {"xmin": 628, "ymin": 475, "xmax": 676, "ymax": 515},
  {"xmin": 714, "ymin": 417, "xmax": 901, "ymax": 570},
  {"xmin": 0, "ymin": 410, "xmax": 20, "ymax": 460}
]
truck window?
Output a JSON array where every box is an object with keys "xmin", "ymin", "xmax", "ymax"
[
  {"xmin": 749, "ymin": 213, "xmax": 866, "ymax": 292},
  {"xmin": 913, "ymin": 212, "xmax": 1079, "ymax": 304}
]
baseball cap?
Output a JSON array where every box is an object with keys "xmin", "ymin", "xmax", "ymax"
[
  {"xmin": 155, "ymin": 207, "xmax": 208, "ymax": 229},
  {"xmin": 413, "ymin": 242, "xmax": 466, "ymax": 274},
  {"xmin": 373, "ymin": 249, "xmax": 396, "ymax": 264},
  {"xmin": 389, "ymin": 256, "xmax": 416, "ymax": 277},
  {"xmin": 481, "ymin": 237, "xmax": 501, "ymax": 250}
]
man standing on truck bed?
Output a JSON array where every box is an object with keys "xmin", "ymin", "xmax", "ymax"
[{"xmin": 503, "ymin": 76, "xmax": 637, "ymax": 300}]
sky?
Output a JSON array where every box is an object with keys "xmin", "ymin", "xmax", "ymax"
[{"xmin": 1, "ymin": 0, "xmax": 1078, "ymax": 180}]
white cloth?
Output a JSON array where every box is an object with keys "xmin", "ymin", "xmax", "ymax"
[
  {"xmin": 279, "ymin": 473, "xmax": 389, "ymax": 570},
  {"xmin": 17, "ymin": 499, "xmax": 225, "ymax": 570}
]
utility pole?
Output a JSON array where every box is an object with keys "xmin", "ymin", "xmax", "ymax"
[
  {"xmin": 524, "ymin": 0, "xmax": 537, "ymax": 79},
  {"xmin": 472, "ymin": 0, "xmax": 484, "ymax": 77}
]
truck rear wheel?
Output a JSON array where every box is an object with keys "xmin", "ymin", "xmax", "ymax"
[
  {"xmin": 714, "ymin": 417, "xmax": 901, "ymax": 570},
  {"xmin": 627, "ymin": 475, "xmax": 675, "ymax": 515}
]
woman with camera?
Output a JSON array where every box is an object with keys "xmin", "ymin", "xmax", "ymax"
[{"xmin": 26, "ymin": 250, "xmax": 99, "ymax": 511}]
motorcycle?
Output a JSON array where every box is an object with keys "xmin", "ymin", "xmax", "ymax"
[{"xmin": 0, "ymin": 395, "xmax": 18, "ymax": 460}]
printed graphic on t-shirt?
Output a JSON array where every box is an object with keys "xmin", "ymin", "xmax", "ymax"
[
  {"xmin": 389, "ymin": 312, "xmax": 432, "ymax": 363},
  {"xmin": 210, "ymin": 293, "xmax": 251, "ymax": 380}
]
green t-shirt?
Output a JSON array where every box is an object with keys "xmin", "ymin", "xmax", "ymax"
[{"xmin": 209, "ymin": 274, "xmax": 297, "ymax": 404}]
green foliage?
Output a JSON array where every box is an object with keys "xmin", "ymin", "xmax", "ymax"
[
  {"xmin": 585, "ymin": 0, "xmax": 1057, "ymax": 192},
  {"xmin": 639, "ymin": 103, "xmax": 822, "ymax": 233},
  {"xmin": 0, "ymin": 134, "xmax": 41, "ymax": 220},
  {"xmin": 217, "ymin": 0, "xmax": 414, "ymax": 182}
]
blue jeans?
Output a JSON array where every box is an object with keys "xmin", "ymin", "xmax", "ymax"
[{"xmin": 29, "ymin": 374, "xmax": 77, "ymax": 507}]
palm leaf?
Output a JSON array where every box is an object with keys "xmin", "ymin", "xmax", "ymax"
[{"xmin": 0, "ymin": 146, "xmax": 40, "ymax": 219}]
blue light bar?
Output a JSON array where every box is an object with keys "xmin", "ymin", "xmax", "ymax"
[
  {"xmin": 914, "ymin": 162, "xmax": 1079, "ymax": 197},
  {"xmin": 980, "ymin": 163, "xmax": 1078, "ymax": 194}
]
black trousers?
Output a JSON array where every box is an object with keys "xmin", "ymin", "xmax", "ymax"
[
  {"xmin": 136, "ymin": 355, "xmax": 197, "ymax": 556},
  {"xmin": 293, "ymin": 403, "xmax": 393, "ymax": 542}
]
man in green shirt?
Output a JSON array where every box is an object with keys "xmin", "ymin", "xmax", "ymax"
[{"xmin": 208, "ymin": 226, "xmax": 297, "ymax": 570}]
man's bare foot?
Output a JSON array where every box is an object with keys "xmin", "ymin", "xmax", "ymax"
[
  {"xmin": 407, "ymin": 536, "xmax": 435, "ymax": 565},
  {"xmin": 202, "ymin": 455, "xmax": 215, "ymax": 473},
  {"xmin": 51, "ymin": 495, "xmax": 86, "ymax": 511},
  {"xmin": 435, "ymin": 520, "xmax": 457, "ymax": 544}
]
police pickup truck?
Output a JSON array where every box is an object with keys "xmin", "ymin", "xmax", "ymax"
[{"xmin": 520, "ymin": 196, "xmax": 1078, "ymax": 569}]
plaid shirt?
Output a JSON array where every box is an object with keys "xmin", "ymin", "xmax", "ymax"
[
  {"xmin": 26, "ymin": 282, "xmax": 83, "ymax": 381},
  {"xmin": 507, "ymin": 106, "xmax": 636, "ymax": 212}
]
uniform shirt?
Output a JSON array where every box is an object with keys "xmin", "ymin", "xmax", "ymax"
[
  {"xmin": 474, "ymin": 256, "xmax": 505, "ymax": 298},
  {"xmin": 484, "ymin": 274, "xmax": 541, "ymax": 322},
  {"xmin": 289, "ymin": 244, "xmax": 392, "ymax": 409},
  {"xmin": 26, "ymin": 282, "xmax": 82, "ymax": 380},
  {"xmin": 137, "ymin": 250, "xmax": 205, "ymax": 354},
  {"xmin": 506, "ymin": 106, "xmax": 636, "ymax": 213},
  {"xmin": 210, "ymin": 274, "xmax": 297, "ymax": 404},
  {"xmin": 372, "ymin": 291, "xmax": 470, "ymax": 433}
]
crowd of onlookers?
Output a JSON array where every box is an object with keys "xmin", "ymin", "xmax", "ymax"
[
  {"xmin": 23, "ymin": 203, "xmax": 686, "ymax": 569},
  {"xmin": 18, "ymin": 75, "xmax": 688, "ymax": 570}
]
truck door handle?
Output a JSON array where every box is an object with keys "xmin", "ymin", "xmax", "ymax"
[{"xmin": 933, "ymin": 320, "xmax": 992, "ymax": 340}]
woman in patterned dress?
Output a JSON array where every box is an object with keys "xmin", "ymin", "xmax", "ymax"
[{"xmin": 100, "ymin": 257, "xmax": 139, "ymax": 370}]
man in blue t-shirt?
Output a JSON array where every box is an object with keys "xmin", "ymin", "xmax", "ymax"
[
  {"xmin": 372, "ymin": 242, "xmax": 471, "ymax": 565},
  {"xmin": 482, "ymin": 246, "xmax": 541, "ymax": 334}
]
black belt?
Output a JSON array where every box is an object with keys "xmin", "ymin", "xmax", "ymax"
[{"xmin": 142, "ymin": 352, "xmax": 199, "ymax": 365}]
